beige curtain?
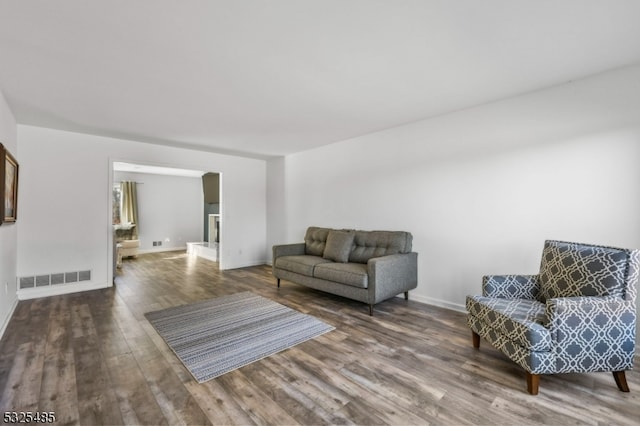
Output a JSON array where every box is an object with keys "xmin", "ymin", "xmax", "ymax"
[{"xmin": 120, "ymin": 181, "xmax": 139, "ymax": 239}]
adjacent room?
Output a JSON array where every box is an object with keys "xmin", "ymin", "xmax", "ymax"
[{"xmin": 1, "ymin": 1, "xmax": 639, "ymax": 425}]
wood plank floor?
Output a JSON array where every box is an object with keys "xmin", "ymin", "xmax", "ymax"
[{"xmin": 1, "ymin": 251, "xmax": 639, "ymax": 425}]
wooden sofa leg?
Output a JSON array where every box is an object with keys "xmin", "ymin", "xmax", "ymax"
[
  {"xmin": 369, "ymin": 304, "xmax": 373, "ymax": 316},
  {"xmin": 472, "ymin": 331, "xmax": 480, "ymax": 349},
  {"xmin": 526, "ymin": 372, "xmax": 540, "ymax": 395},
  {"xmin": 277, "ymin": 278, "xmax": 280, "ymax": 288},
  {"xmin": 404, "ymin": 291, "xmax": 409, "ymax": 300},
  {"xmin": 613, "ymin": 371, "xmax": 630, "ymax": 392}
]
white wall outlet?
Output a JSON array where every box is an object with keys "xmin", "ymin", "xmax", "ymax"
[{"xmin": 165, "ymin": 237, "xmax": 170, "ymax": 243}]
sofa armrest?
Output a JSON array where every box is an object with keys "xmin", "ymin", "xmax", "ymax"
[
  {"xmin": 272, "ymin": 243, "xmax": 306, "ymax": 261},
  {"xmin": 482, "ymin": 275, "xmax": 540, "ymax": 300},
  {"xmin": 545, "ymin": 296, "xmax": 636, "ymax": 372},
  {"xmin": 368, "ymin": 252, "xmax": 418, "ymax": 303}
]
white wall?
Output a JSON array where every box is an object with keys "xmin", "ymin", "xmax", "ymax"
[
  {"xmin": 266, "ymin": 156, "xmax": 287, "ymax": 252},
  {"xmin": 0, "ymin": 89, "xmax": 18, "ymax": 337},
  {"xmin": 17, "ymin": 126, "xmax": 267, "ymax": 299},
  {"xmin": 114, "ymin": 171, "xmax": 203, "ymax": 253},
  {"xmin": 267, "ymin": 65, "xmax": 640, "ymax": 319}
]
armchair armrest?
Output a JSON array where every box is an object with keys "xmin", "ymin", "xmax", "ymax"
[
  {"xmin": 368, "ymin": 252, "xmax": 418, "ymax": 303},
  {"xmin": 545, "ymin": 296, "xmax": 636, "ymax": 372},
  {"xmin": 482, "ymin": 275, "xmax": 540, "ymax": 299},
  {"xmin": 272, "ymin": 243, "xmax": 305, "ymax": 260}
]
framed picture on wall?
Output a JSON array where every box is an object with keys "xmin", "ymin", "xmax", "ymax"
[{"xmin": 0, "ymin": 142, "xmax": 19, "ymax": 225}]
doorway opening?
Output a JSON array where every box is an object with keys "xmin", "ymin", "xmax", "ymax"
[{"xmin": 110, "ymin": 161, "xmax": 222, "ymax": 277}]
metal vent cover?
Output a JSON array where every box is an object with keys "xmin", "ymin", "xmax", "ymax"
[{"xmin": 18, "ymin": 270, "xmax": 92, "ymax": 290}]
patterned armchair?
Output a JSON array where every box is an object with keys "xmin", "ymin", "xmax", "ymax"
[{"xmin": 466, "ymin": 240, "xmax": 639, "ymax": 395}]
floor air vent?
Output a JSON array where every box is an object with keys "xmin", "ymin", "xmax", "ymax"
[
  {"xmin": 36, "ymin": 275, "xmax": 50, "ymax": 287},
  {"xmin": 19, "ymin": 270, "xmax": 92, "ymax": 289},
  {"xmin": 19, "ymin": 276, "xmax": 35, "ymax": 289}
]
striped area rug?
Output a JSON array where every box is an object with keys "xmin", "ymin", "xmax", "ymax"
[{"xmin": 145, "ymin": 291, "xmax": 335, "ymax": 383}]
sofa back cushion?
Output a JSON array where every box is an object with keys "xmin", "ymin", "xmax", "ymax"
[
  {"xmin": 539, "ymin": 240, "xmax": 629, "ymax": 302},
  {"xmin": 323, "ymin": 230, "xmax": 356, "ymax": 263},
  {"xmin": 304, "ymin": 227, "xmax": 331, "ymax": 256},
  {"xmin": 349, "ymin": 231, "xmax": 413, "ymax": 264}
]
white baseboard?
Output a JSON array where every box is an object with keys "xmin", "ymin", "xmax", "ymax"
[
  {"xmin": 138, "ymin": 245, "xmax": 187, "ymax": 255},
  {"xmin": 0, "ymin": 297, "xmax": 19, "ymax": 340},
  {"xmin": 221, "ymin": 260, "xmax": 269, "ymax": 270},
  {"xmin": 408, "ymin": 293, "xmax": 467, "ymax": 313},
  {"xmin": 17, "ymin": 281, "xmax": 112, "ymax": 300}
]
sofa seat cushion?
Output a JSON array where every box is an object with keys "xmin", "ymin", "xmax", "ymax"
[
  {"xmin": 275, "ymin": 255, "xmax": 332, "ymax": 276},
  {"xmin": 466, "ymin": 296, "xmax": 551, "ymax": 352},
  {"xmin": 314, "ymin": 262, "xmax": 369, "ymax": 289}
]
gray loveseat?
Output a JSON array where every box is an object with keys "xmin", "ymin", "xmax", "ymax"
[{"xmin": 272, "ymin": 226, "xmax": 418, "ymax": 315}]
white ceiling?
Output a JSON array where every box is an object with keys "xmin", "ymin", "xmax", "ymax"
[{"xmin": 1, "ymin": 1, "xmax": 640, "ymax": 159}]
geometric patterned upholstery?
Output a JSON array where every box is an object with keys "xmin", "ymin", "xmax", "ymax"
[
  {"xmin": 467, "ymin": 240, "xmax": 640, "ymax": 390},
  {"xmin": 482, "ymin": 274, "xmax": 540, "ymax": 300},
  {"xmin": 467, "ymin": 314, "xmax": 556, "ymax": 374},
  {"xmin": 539, "ymin": 240, "xmax": 629, "ymax": 302},
  {"xmin": 466, "ymin": 296, "xmax": 550, "ymax": 351},
  {"xmin": 546, "ymin": 296, "xmax": 637, "ymax": 373}
]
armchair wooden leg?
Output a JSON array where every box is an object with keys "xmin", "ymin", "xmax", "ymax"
[
  {"xmin": 404, "ymin": 291, "xmax": 409, "ymax": 300},
  {"xmin": 369, "ymin": 304, "xmax": 374, "ymax": 316},
  {"xmin": 277, "ymin": 278, "xmax": 280, "ymax": 288},
  {"xmin": 471, "ymin": 331, "xmax": 480, "ymax": 349},
  {"xmin": 613, "ymin": 371, "xmax": 630, "ymax": 392},
  {"xmin": 526, "ymin": 373, "xmax": 540, "ymax": 395}
]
